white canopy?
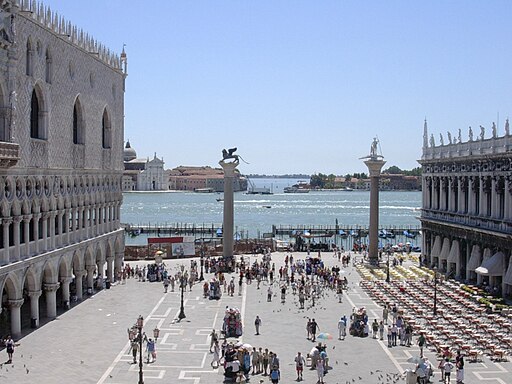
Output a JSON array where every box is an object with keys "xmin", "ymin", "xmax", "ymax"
[
  {"xmin": 430, "ymin": 236, "xmax": 441, "ymax": 258},
  {"xmin": 467, "ymin": 245, "xmax": 481, "ymax": 271},
  {"xmin": 439, "ymin": 238, "xmax": 450, "ymax": 261},
  {"xmin": 475, "ymin": 252, "xmax": 505, "ymax": 276},
  {"xmin": 447, "ymin": 240, "xmax": 459, "ymax": 264},
  {"xmin": 504, "ymin": 257, "xmax": 512, "ymax": 286}
]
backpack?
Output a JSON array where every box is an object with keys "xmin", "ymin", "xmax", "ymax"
[{"xmin": 270, "ymin": 369, "xmax": 279, "ymax": 380}]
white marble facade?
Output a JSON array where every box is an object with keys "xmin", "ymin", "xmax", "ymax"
[
  {"xmin": 0, "ymin": 1, "xmax": 126, "ymax": 337},
  {"xmin": 419, "ymin": 120, "xmax": 512, "ymax": 297}
]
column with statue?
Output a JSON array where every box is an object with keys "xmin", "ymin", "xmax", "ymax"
[
  {"xmin": 219, "ymin": 148, "xmax": 241, "ymax": 271},
  {"xmin": 361, "ymin": 138, "xmax": 386, "ymax": 266}
]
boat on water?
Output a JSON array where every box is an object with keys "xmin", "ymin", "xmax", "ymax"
[
  {"xmin": 284, "ymin": 186, "xmax": 310, "ymax": 193},
  {"xmin": 246, "ymin": 178, "xmax": 273, "ymax": 195},
  {"xmin": 216, "ymin": 198, "xmax": 224, "ymax": 202},
  {"xmin": 195, "ymin": 187, "xmax": 215, "ymax": 193}
]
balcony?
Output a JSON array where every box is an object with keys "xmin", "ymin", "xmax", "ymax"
[
  {"xmin": 421, "ymin": 209, "xmax": 512, "ymax": 235},
  {"xmin": 0, "ymin": 141, "xmax": 20, "ymax": 168}
]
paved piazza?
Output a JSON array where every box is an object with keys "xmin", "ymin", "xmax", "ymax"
[{"xmin": 1, "ymin": 252, "xmax": 510, "ymax": 384}]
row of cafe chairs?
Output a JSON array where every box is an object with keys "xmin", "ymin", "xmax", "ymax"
[{"xmin": 359, "ymin": 272, "xmax": 512, "ymax": 362}]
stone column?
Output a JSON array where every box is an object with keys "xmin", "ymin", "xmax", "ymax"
[
  {"xmin": 28, "ymin": 290, "xmax": 42, "ymax": 327},
  {"xmin": 219, "ymin": 158, "xmax": 240, "ymax": 267},
  {"xmin": 448, "ymin": 177, "xmax": 454, "ymax": 211},
  {"xmin": 96, "ymin": 259, "xmax": 105, "ymax": 289},
  {"xmin": 49, "ymin": 211, "xmax": 56, "ymax": 250},
  {"xmin": 86, "ymin": 265, "xmax": 96, "ymax": 293},
  {"xmin": 23, "ymin": 215, "xmax": 31, "ymax": 258},
  {"xmin": 457, "ymin": 178, "xmax": 463, "ymax": 213},
  {"xmin": 33, "ymin": 213, "xmax": 40, "ymax": 253},
  {"xmin": 505, "ymin": 176, "xmax": 512, "ymax": 221},
  {"xmin": 60, "ymin": 277, "xmax": 73, "ymax": 309},
  {"xmin": 1, "ymin": 217, "xmax": 12, "ymax": 265},
  {"xmin": 479, "ymin": 177, "xmax": 486, "ymax": 216},
  {"xmin": 74, "ymin": 270, "xmax": 86, "ymax": 300},
  {"xmin": 106, "ymin": 256, "xmax": 114, "ymax": 284},
  {"xmin": 364, "ymin": 158, "xmax": 386, "ymax": 265},
  {"xmin": 57, "ymin": 210, "xmax": 63, "ymax": 248},
  {"xmin": 12, "ymin": 215, "xmax": 22, "ymax": 261},
  {"xmin": 44, "ymin": 282, "xmax": 60, "ymax": 319},
  {"xmin": 8, "ymin": 299, "xmax": 24, "ymax": 337},
  {"xmin": 114, "ymin": 251, "xmax": 124, "ymax": 281},
  {"xmin": 41, "ymin": 212, "xmax": 49, "ymax": 251},
  {"xmin": 77, "ymin": 207, "xmax": 83, "ymax": 241},
  {"xmin": 64, "ymin": 209, "xmax": 71, "ymax": 245}
]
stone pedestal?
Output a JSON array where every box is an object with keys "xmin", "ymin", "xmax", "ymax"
[
  {"xmin": 364, "ymin": 159, "xmax": 386, "ymax": 265},
  {"xmin": 219, "ymin": 158, "xmax": 240, "ymax": 266}
]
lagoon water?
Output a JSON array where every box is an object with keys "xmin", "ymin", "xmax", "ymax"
[{"xmin": 121, "ymin": 178, "xmax": 422, "ymax": 245}]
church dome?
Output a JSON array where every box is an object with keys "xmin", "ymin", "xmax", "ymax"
[{"xmin": 124, "ymin": 141, "xmax": 137, "ymax": 161}]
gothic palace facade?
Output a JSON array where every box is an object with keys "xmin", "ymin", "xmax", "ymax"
[
  {"xmin": 420, "ymin": 121, "xmax": 512, "ymax": 297},
  {"xmin": 0, "ymin": 1, "xmax": 126, "ymax": 337}
]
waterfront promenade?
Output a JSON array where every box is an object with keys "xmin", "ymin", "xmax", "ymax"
[{"xmin": 1, "ymin": 252, "xmax": 510, "ymax": 384}]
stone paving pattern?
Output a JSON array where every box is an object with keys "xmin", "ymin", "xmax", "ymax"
[{"xmin": 1, "ymin": 252, "xmax": 510, "ymax": 384}]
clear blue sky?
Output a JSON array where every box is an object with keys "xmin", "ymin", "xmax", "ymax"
[{"xmin": 45, "ymin": 0, "xmax": 512, "ymax": 175}]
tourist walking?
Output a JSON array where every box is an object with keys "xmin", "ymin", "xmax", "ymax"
[
  {"xmin": 163, "ymin": 276, "xmax": 170, "ymax": 293},
  {"xmin": 338, "ymin": 316, "xmax": 347, "ymax": 340},
  {"xmin": 3, "ymin": 335, "xmax": 18, "ymax": 364},
  {"xmin": 372, "ymin": 319, "xmax": 379, "ymax": 339},
  {"xmin": 417, "ymin": 333, "xmax": 426, "ymax": 358},
  {"xmin": 294, "ymin": 351, "xmax": 305, "ymax": 381},
  {"xmin": 211, "ymin": 340, "xmax": 221, "ymax": 368},
  {"xmin": 310, "ymin": 319, "xmax": 319, "ymax": 342},
  {"xmin": 267, "ymin": 286, "xmax": 273, "ymax": 302},
  {"xmin": 378, "ymin": 320, "xmax": 384, "ymax": 340},
  {"xmin": 262, "ymin": 348, "xmax": 270, "ymax": 375},
  {"xmin": 209, "ymin": 329, "xmax": 218, "ymax": 352},
  {"xmin": 316, "ymin": 355, "xmax": 325, "ymax": 384},
  {"xmin": 146, "ymin": 338, "xmax": 156, "ymax": 363},
  {"xmin": 383, "ymin": 305, "xmax": 389, "ymax": 324},
  {"xmin": 443, "ymin": 358, "xmax": 454, "ymax": 383},
  {"xmin": 270, "ymin": 365, "xmax": 280, "ymax": 384},
  {"xmin": 130, "ymin": 336, "xmax": 139, "ymax": 364},
  {"xmin": 455, "ymin": 350, "xmax": 464, "ymax": 384},
  {"xmin": 255, "ymin": 315, "xmax": 262, "ymax": 335}
]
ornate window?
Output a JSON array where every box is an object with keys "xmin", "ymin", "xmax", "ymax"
[
  {"xmin": 102, "ymin": 108, "xmax": 111, "ymax": 149},
  {"xmin": 72, "ymin": 98, "xmax": 84, "ymax": 144},
  {"xmin": 30, "ymin": 90, "xmax": 40, "ymax": 138}
]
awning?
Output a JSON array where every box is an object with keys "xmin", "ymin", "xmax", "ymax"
[
  {"xmin": 430, "ymin": 236, "xmax": 441, "ymax": 258},
  {"xmin": 467, "ymin": 245, "xmax": 481, "ymax": 271},
  {"xmin": 439, "ymin": 238, "xmax": 450, "ymax": 261},
  {"xmin": 475, "ymin": 252, "xmax": 505, "ymax": 276},
  {"xmin": 447, "ymin": 240, "xmax": 459, "ymax": 264},
  {"xmin": 504, "ymin": 257, "xmax": 512, "ymax": 286}
]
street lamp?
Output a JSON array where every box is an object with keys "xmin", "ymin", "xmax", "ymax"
[
  {"xmin": 433, "ymin": 267, "xmax": 438, "ymax": 316},
  {"xmin": 178, "ymin": 265, "xmax": 187, "ymax": 320},
  {"xmin": 200, "ymin": 248, "xmax": 205, "ymax": 281},
  {"xmin": 386, "ymin": 251, "xmax": 390, "ymax": 283},
  {"xmin": 136, "ymin": 315, "xmax": 144, "ymax": 384},
  {"xmin": 153, "ymin": 327, "xmax": 160, "ymax": 343}
]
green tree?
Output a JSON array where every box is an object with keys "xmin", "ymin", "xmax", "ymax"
[{"xmin": 384, "ymin": 165, "xmax": 402, "ymax": 174}]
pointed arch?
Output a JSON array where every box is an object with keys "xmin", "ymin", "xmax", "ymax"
[
  {"xmin": 30, "ymin": 84, "xmax": 47, "ymax": 140},
  {"xmin": 72, "ymin": 96, "xmax": 85, "ymax": 144},
  {"xmin": 102, "ymin": 107, "xmax": 112, "ymax": 149},
  {"xmin": 0, "ymin": 79, "xmax": 7, "ymax": 141}
]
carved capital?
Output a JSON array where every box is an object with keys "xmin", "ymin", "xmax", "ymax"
[
  {"xmin": 28, "ymin": 290, "xmax": 42, "ymax": 299},
  {"xmin": 2, "ymin": 217, "xmax": 13, "ymax": 226},
  {"xmin": 60, "ymin": 276, "xmax": 73, "ymax": 285},
  {"xmin": 43, "ymin": 282, "xmax": 60, "ymax": 292},
  {"xmin": 23, "ymin": 215, "xmax": 31, "ymax": 223},
  {"xmin": 8, "ymin": 298, "xmax": 24, "ymax": 308},
  {"xmin": 32, "ymin": 213, "xmax": 41, "ymax": 220},
  {"xmin": 42, "ymin": 212, "xmax": 51, "ymax": 220},
  {"xmin": 74, "ymin": 269, "xmax": 87, "ymax": 278},
  {"xmin": 13, "ymin": 215, "xmax": 22, "ymax": 223}
]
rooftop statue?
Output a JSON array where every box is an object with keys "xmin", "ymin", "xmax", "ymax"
[
  {"xmin": 469, "ymin": 126, "xmax": 473, "ymax": 141},
  {"xmin": 480, "ymin": 125, "xmax": 485, "ymax": 141},
  {"xmin": 506, "ymin": 119, "xmax": 510, "ymax": 136},
  {"xmin": 430, "ymin": 134, "xmax": 435, "ymax": 147},
  {"xmin": 439, "ymin": 133, "xmax": 444, "ymax": 146},
  {"xmin": 447, "ymin": 132, "xmax": 452, "ymax": 145},
  {"xmin": 492, "ymin": 122, "xmax": 497, "ymax": 138},
  {"xmin": 458, "ymin": 128, "xmax": 462, "ymax": 143}
]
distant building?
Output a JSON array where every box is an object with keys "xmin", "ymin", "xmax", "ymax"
[
  {"xmin": 122, "ymin": 141, "xmax": 167, "ymax": 191},
  {"xmin": 419, "ymin": 120, "xmax": 512, "ymax": 297},
  {"xmin": 168, "ymin": 166, "xmax": 247, "ymax": 192},
  {"xmin": 381, "ymin": 174, "xmax": 421, "ymax": 190}
]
